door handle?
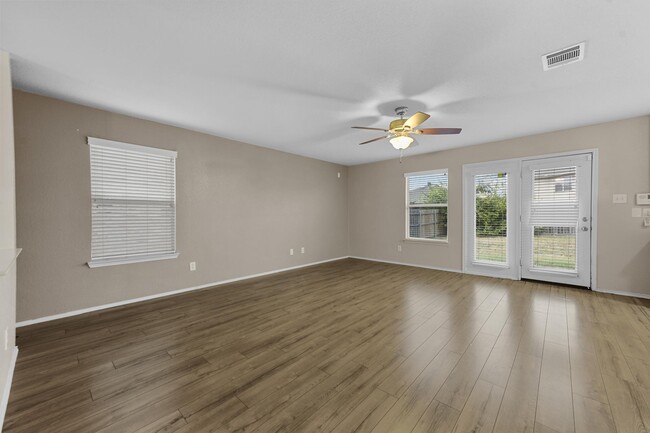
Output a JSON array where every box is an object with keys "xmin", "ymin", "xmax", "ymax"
[
  {"xmin": 581, "ymin": 226, "xmax": 589, "ymax": 231},
  {"xmin": 582, "ymin": 217, "xmax": 589, "ymax": 222}
]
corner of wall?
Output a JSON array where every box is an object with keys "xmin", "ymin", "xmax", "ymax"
[{"xmin": 0, "ymin": 49, "xmax": 18, "ymax": 432}]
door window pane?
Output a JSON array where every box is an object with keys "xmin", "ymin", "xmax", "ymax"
[
  {"xmin": 474, "ymin": 173, "xmax": 508, "ymax": 264},
  {"xmin": 529, "ymin": 166, "xmax": 579, "ymax": 272},
  {"xmin": 532, "ymin": 226, "xmax": 577, "ymax": 270}
]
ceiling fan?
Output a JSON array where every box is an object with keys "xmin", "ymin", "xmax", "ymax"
[{"xmin": 352, "ymin": 106, "xmax": 461, "ymax": 150}]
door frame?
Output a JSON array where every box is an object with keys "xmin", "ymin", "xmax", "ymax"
[
  {"xmin": 462, "ymin": 148, "xmax": 598, "ymax": 289},
  {"xmin": 462, "ymin": 160, "xmax": 521, "ymax": 280}
]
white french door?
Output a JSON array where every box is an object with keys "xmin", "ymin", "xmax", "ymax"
[
  {"xmin": 463, "ymin": 161, "xmax": 520, "ymax": 279},
  {"xmin": 463, "ymin": 152, "xmax": 595, "ymax": 287},
  {"xmin": 521, "ymin": 154, "xmax": 592, "ymax": 286}
]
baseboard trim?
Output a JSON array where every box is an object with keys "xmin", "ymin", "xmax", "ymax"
[
  {"xmin": 352, "ymin": 256, "xmax": 650, "ymax": 300},
  {"xmin": 349, "ymin": 256, "xmax": 462, "ymax": 274},
  {"xmin": 16, "ymin": 255, "xmax": 649, "ymax": 327},
  {"xmin": 16, "ymin": 256, "xmax": 349, "ymax": 327},
  {"xmin": 593, "ymin": 287, "xmax": 650, "ymax": 300},
  {"xmin": 0, "ymin": 347, "xmax": 18, "ymax": 432}
]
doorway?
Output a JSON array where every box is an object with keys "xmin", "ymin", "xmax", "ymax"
[{"xmin": 463, "ymin": 152, "xmax": 595, "ymax": 288}]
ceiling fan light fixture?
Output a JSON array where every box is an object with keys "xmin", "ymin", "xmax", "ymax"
[
  {"xmin": 390, "ymin": 134, "xmax": 413, "ymax": 150},
  {"xmin": 352, "ymin": 106, "xmax": 461, "ymax": 148}
]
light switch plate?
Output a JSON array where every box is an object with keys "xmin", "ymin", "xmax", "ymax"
[
  {"xmin": 613, "ymin": 194, "xmax": 627, "ymax": 204},
  {"xmin": 643, "ymin": 208, "xmax": 650, "ymax": 217}
]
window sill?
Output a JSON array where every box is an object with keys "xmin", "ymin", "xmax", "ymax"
[
  {"xmin": 88, "ymin": 253, "xmax": 179, "ymax": 268},
  {"xmin": 403, "ymin": 238, "xmax": 449, "ymax": 245}
]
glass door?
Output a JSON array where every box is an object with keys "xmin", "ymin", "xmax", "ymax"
[
  {"xmin": 463, "ymin": 161, "xmax": 520, "ymax": 279},
  {"xmin": 521, "ymin": 154, "xmax": 592, "ymax": 287}
]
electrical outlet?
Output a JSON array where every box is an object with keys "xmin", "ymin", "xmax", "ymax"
[
  {"xmin": 613, "ymin": 194, "xmax": 627, "ymax": 204},
  {"xmin": 301, "ymin": 247, "xmax": 305, "ymax": 254},
  {"xmin": 397, "ymin": 245, "xmax": 402, "ymax": 252},
  {"xmin": 636, "ymin": 193, "xmax": 650, "ymax": 205},
  {"xmin": 189, "ymin": 262, "xmax": 196, "ymax": 271},
  {"xmin": 290, "ymin": 248, "xmax": 294, "ymax": 256}
]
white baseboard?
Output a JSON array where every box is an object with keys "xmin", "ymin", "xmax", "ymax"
[
  {"xmin": 16, "ymin": 255, "xmax": 649, "ymax": 327},
  {"xmin": 349, "ymin": 256, "xmax": 462, "ymax": 274},
  {"xmin": 593, "ymin": 287, "xmax": 650, "ymax": 300},
  {"xmin": 16, "ymin": 256, "xmax": 349, "ymax": 327},
  {"xmin": 0, "ymin": 347, "xmax": 18, "ymax": 432},
  {"xmin": 352, "ymin": 256, "xmax": 650, "ymax": 300}
]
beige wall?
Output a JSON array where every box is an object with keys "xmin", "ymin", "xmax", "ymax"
[
  {"xmin": 349, "ymin": 116, "xmax": 650, "ymax": 295},
  {"xmin": 13, "ymin": 91, "xmax": 349, "ymax": 321},
  {"xmin": 12, "ymin": 89, "xmax": 650, "ymax": 324},
  {"xmin": 0, "ymin": 51, "xmax": 17, "ymax": 424}
]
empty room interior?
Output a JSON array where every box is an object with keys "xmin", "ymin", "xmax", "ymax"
[{"xmin": 1, "ymin": 1, "xmax": 650, "ymax": 432}]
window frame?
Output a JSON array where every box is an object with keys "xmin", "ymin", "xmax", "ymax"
[
  {"xmin": 404, "ymin": 169, "xmax": 449, "ymax": 243},
  {"xmin": 87, "ymin": 137, "xmax": 179, "ymax": 268}
]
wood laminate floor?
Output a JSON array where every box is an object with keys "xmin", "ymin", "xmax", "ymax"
[{"xmin": 4, "ymin": 259, "xmax": 650, "ymax": 433}]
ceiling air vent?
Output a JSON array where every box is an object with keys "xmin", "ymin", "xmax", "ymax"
[{"xmin": 542, "ymin": 42, "xmax": 585, "ymax": 71}]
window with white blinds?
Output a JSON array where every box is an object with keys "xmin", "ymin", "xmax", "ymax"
[
  {"xmin": 528, "ymin": 166, "xmax": 578, "ymax": 271},
  {"xmin": 474, "ymin": 173, "xmax": 508, "ymax": 264},
  {"xmin": 405, "ymin": 170, "xmax": 448, "ymax": 241},
  {"xmin": 88, "ymin": 137, "xmax": 178, "ymax": 268}
]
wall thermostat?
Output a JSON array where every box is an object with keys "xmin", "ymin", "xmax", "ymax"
[{"xmin": 636, "ymin": 193, "xmax": 650, "ymax": 205}]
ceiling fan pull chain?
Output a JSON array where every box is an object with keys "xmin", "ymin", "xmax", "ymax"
[{"xmin": 399, "ymin": 150, "xmax": 403, "ymax": 163}]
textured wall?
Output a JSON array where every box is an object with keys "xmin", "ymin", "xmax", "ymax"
[
  {"xmin": 14, "ymin": 91, "xmax": 349, "ymax": 321},
  {"xmin": 349, "ymin": 116, "xmax": 650, "ymax": 295}
]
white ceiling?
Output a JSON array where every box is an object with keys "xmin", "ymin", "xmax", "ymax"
[{"xmin": 1, "ymin": 1, "xmax": 650, "ymax": 165}]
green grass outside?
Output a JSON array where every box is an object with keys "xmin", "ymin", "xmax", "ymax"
[{"xmin": 475, "ymin": 235, "xmax": 576, "ymax": 269}]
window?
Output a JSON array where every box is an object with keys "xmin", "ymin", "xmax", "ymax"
[
  {"xmin": 88, "ymin": 137, "xmax": 178, "ymax": 267},
  {"xmin": 405, "ymin": 170, "xmax": 448, "ymax": 241},
  {"xmin": 554, "ymin": 177, "xmax": 574, "ymax": 193},
  {"xmin": 474, "ymin": 172, "xmax": 508, "ymax": 264},
  {"xmin": 529, "ymin": 166, "xmax": 578, "ymax": 271}
]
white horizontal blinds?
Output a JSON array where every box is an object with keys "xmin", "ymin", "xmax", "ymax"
[
  {"xmin": 474, "ymin": 173, "xmax": 508, "ymax": 264},
  {"xmin": 406, "ymin": 171, "xmax": 448, "ymax": 240},
  {"xmin": 529, "ymin": 166, "xmax": 578, "ymax": 271},
  {"xmin": 530, "ymin": 166, "xmax": 578, "ymax": 226},
  {"xmin": 89, "ymin": 138, "xmax": 177, "ymax": 263}
]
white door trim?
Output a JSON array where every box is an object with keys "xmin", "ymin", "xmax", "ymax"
[{"xmin": 462, "ymin": 148, "xmax": 598, "ymax": 288}]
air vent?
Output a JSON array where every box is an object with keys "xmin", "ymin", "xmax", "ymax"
[{"xmin": 542, "ymin": 42, "xmax": 585, "ymax": 71}]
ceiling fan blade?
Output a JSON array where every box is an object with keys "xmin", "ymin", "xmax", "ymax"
[
  {"xmin": 359, "ymin": 136, "xmax": 387, "ymax": 145},
  {"xmin": 404, "ymin": 112, "xmax": 430, "ymax": 129},
  {"xmin": 415, "ymin": 128, "xmax": 462, "ymax": 135},
  {"xmin": 351, "ymin": 126, "xmax": 388, "ymax": 132}
]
